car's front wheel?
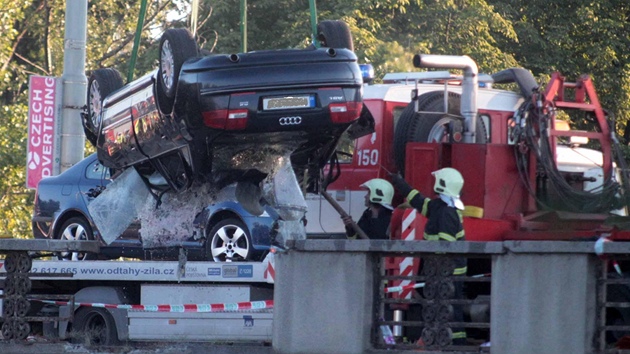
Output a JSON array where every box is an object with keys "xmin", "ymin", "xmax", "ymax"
[
  {"xmin": 206, "ymin": 218, "xmax": 252, "ymax": 262},
  {"xmin": 56, "ymin": 217, "xmax": 97, "ymax": 261},
  {"xmin": 157, "ymin": 28, "xmax": 198, "ymax": 112}
]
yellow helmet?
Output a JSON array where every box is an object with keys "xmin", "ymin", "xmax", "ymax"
[
  {"xmin": 360, "ymin": 178, "xmax": 394, "ymax": 209},
  {"xmin": 432, "ymin": 168, "xmax": 464, "ymax": 198}
]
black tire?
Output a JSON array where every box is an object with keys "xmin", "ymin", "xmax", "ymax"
[
  {"xmin": 393, "ymin": 91, "xmax": 488, "ymax": 174},
  {"xmin": 158, "ymin": 28, "xmax": 198, "ymax": 111},
  {"xmin": 85, "ymin": 68, "xmax": 123, "ymax": 143},
  {"xmin": 317, "ymin": 20, "xmax": 354, "ymax": 51},
  {"xmin": 206, "ymin": 218, "xmax": 252, "ymax": 262},
  {"xmin": 56, "ymin": 217, "xmax": 97, "ymax": 261},
  {"xmin": 393, "ymin": 93, "xmax": 438, "ymax": 175},
  {"xmin": 72, "ymin": 307, "xmax": 119, "ymax": 346}
]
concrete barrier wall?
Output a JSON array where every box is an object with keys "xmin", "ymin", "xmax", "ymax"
[
  {"xmin": 272, "ymin": 240, "xmax": 615, "ymax": 353},
  {"xmin": 491, "ymin": 253, "xmax": 597, "ymax": 354},
  {"xmin": 272, "ymin": 250, "xmax": 375, "ymax": 354}
]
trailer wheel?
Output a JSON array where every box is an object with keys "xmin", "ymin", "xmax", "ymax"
[
  {"xmin": 157, "ymin": 28, "xmax": 198, "ymax": 112},
  {"xmin": 56, "ymin": 217, "xmax": 97, "ymax": 261},
  {"xmin": 317, "ymin": 20, "xmax": 354, "ymax": 51},
  {"xmin": 85, "ymin": 68, "xmax": 124, "ymax": 145},
  {"xmin": 206, "ymin": 218, "xmax": 252, "ymax": 262},
  {"xmin": 72, "ymin": 307, "xmax": 119, "ymax": 346},
  {"xmin": 393, "ymin": 91, "xmax": 488, "ymax": 174}
]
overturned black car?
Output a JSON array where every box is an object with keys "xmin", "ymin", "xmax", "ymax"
[{"xmin": 83, "ymin": 24, "xmax": 367, "ymax": 209}]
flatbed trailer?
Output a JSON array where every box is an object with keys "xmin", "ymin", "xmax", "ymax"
[{"xmin": 0, "ymin": 239, "xmax": 275, "ymax": 344}]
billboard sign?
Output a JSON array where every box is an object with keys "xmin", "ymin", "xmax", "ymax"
[{"xmin": 26, "ymin": 76, "xmax": 60, "ymax": 189}]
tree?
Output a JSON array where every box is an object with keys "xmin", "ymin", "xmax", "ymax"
[{"xmin": 489, "ymin": 0, "xmax": 630, "ymax": 143}]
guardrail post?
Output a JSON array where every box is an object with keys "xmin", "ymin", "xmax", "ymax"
[
  {"xmin": 491, "ymin": 242, "xmax": 598, "ymax": 354},
  {"xmin": 272, "ymin": 249, "xmax": 375, "ymax": 354}
]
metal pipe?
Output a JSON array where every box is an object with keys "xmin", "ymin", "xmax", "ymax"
[
  {"xmin": 127, "ymin": 0, "xmax": 148, "ymax": 83},
  {"xmin": 321, "ymin": 192, "xmax": 369, "ymax": 240},
  {"xmin": 60, "ymin": 0, "xmax": 88, "ymax": 172},
  {"xmin": 413, "ymin": 54, "xmax": 479, "ymax": 143},
  {"xmin": 393, "ymin": 310, "xmax": 404, "ymax": 337},
  {"xmin": 240, "ymin": 0, "xmax": 247, "ymax": 52},
  {"xmin": 309, "ymin": 0, "xmax": 319, "ymax": 47}
]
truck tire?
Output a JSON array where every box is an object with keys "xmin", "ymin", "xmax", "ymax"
[
  {"xmin": 85, "ymin": 68, "xmax": 123, "ymax": 145},
  {"xmin": 393, "ymin": 93, "xmax": 437, "ymax": 175},
  {"xmin": 393, "ymin": 91, "xmax": 488, "ymax": 174},
  {"xmin": 206, "ymin": 218, "xmax": 252, "ymax": 262},
  {"xmin": 317, "ymin": 20, "xmax": 354, "ymax": 51},
  {"xmin": 72, "ymin": 307, "xmax": 119, "ymax": 346},
  {"xmin": 56, "ymin": 217, "xmax": 97, "ymax": 261},
  {"xmin": 158, "ymin": 28, "xmax": 198, "ymax": 111}
]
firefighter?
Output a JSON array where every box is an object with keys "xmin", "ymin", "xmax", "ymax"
[
  {"xmin": 343, "ymin": 178, "xmax": 394, "ymax": 240},
  {"xmin": 390, "ymin": 168, "xmax": 467, "ymax": 346}
]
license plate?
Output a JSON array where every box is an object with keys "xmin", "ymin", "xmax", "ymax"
[{"xmin": 263, "ymin": 95, "xmax": 315, "ymax": 110}]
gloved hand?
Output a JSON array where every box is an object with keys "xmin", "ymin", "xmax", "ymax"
[{"xmin": 390, "ymin": 173, "xmax": 413, "ymax": 196}]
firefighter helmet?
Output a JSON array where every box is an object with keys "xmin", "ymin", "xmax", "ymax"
[
  {"xmin": 432, "ymin": 168, "xmax": 464, "ymax": 198},
  {"xmin": 360, "ymin": 178, "xmax": 394, "ymax": 209}
]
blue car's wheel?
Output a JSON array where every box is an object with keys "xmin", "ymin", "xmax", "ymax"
[
  {"xmin": 207, "ymin": 218, "xmax": 252, "ymax": 262},
  {"xmin": 56, "ymin": 217, "xmax": 97, "ymax": 261}
]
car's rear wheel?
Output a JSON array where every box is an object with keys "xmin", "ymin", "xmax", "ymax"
[
  {"xmin": 72, "ymin": 307, "xmax": 119, "ymax": 346},
  {"xmin": 157, "ymin": 28, "xmax": 198, "ymax": 112},
  {"xmin": 56, "ymin": 217, "xmax": 97, "ymax": 261},
  {"xmin": 85, "ymin": 68, "xmax": 124, "ymax": 145},
  {"xmin": 206, "ymin": 218, "xmax": 252, "ymax": 262},
  {"xmin": 317, "ymin": 20, "xmax": 354, "ymax": 51}
]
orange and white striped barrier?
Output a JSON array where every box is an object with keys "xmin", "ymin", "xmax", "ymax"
[
  {"xmin": 32, "ymin": 299, "xmax": 273, "ymax": 313},
  {"xmin": 396, "ymin": 209, "xmax": 421, "ymax": 299},
  {"xmin": 263, "ymin": 251, "xmax": 275, "ymax": 283}
]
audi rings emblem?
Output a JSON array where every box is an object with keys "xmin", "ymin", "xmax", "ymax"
[{"xmin": 279, "ymin": 116, "xmax": 302, "ymax": 125}]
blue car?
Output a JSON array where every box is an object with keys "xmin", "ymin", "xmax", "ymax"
[{"xmin": 32, "ymin": 153, "xmax": 276, "ymax": 261}]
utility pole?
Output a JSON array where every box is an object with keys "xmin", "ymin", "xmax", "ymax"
[{"xmin": 59, "ymin": 0, "xmax": 88, "ymax": 172}]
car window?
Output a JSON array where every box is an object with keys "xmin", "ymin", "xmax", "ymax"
[{"xmin": 86, "ymin": 159, "xmax": 111, "ymax": 180}]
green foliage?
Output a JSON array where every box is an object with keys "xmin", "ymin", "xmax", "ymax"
[
  {"xmin": 0, "ymin": 103, "xmax": 33, "ymax": 238},
  {"xmin": 489, "ymin": 0, "xmax": 630, "ymax": 142}
]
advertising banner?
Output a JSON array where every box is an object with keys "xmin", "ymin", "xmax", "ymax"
[{"xmin": 26, "ymin": 76, "xmax": 60, "ymax": 189}]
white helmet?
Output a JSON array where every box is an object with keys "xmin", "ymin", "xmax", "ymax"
[
  {"xmin": 361, "ymin": 178, "xmax": 394, "ymax": 210},
  {"xmin": 432, "ymin": 168, "xmax": 464, "ymax": 198}
]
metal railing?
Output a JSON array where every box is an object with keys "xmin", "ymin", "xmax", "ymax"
[{"xmin": 374, "ymin": 252, "xmax": 492, "ymax": 353}]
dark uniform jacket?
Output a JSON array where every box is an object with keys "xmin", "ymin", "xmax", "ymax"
[{"xmin": 346, "ymin": 207, "xmax": 393, "ymax": 240}]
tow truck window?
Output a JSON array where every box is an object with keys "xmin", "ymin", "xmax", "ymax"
[
  {"xmin": 392, "ymin": 106, "xmax": 406, "ymax": 132},
  {"xmin": 336, "ymin": 131, "xmax": 354, "ymax": 163}
]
